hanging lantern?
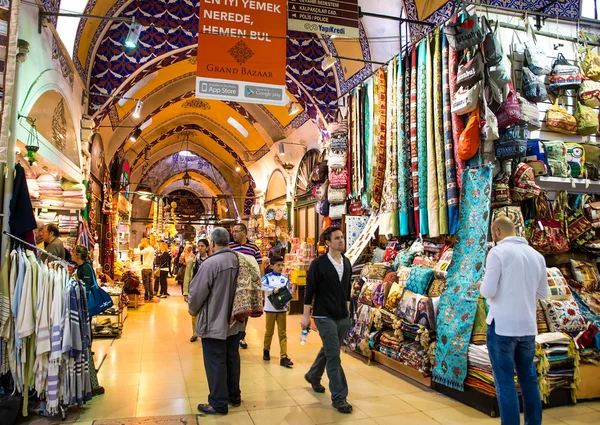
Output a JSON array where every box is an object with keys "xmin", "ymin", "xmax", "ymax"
[
  {"xmin": 183, "ymin": 171, "xmax": 191, "ymax": 186},
  {"xmin": 171, "ymin": 201, "xmax": 177, "ymax": 209},
  {"xmin": 24, "ymin": 117, "xmax": 40, "ymax": 165}
]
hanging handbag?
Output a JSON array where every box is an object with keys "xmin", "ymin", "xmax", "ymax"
[
  {"xmin": 524, "ymin": 25, "xmax": 552, "ymax": 76},
  {"xmin": 86, "ymin": 272, "xmax": 114, "ymax": 317},
  {"xmin": 575, "ymin": 102, "xmax": 599, "ymax": 136},
  {"xmin": 493, "ymin": 206, "xmax": 526, "ymax": 236},
  {"xmin": 543, "ymin": 141, "xmax": 571, "ymax": 178},
  {"xmin": 312, "ymin": 180, "xmax": 329, "ymax": 201},
  {"xmin": 566, "ymin": 195, "xmax": 595, "ymax": 248},
  {"xmin": 330, "ymin": 133, "xmax": 348, "ymax": 151},
  {"xmin": 518, "ymin": 95, "xmax": 541, "ymax": 129},
  {"xmin": 511, "ymin": 162, "xmax": 542, "ymax": 201},
  {"xmin": 268, "ymin": 286, "xmax": 293, "ymax": 310},
  {"xmin": 457, "ymin": 50, "xmax": 484, "ymax": 87},
  {"xmin": 329, "ymin": 169, "xmax": 348, "ymax": 188},
  {"xmin": 329, "ymin": 202, "xmax": 346, "ymax": 220},
  {"xmin": 310, "ymin": 162, "xmax": 328, "ymax": 184},
  {"xmin": 565, "ymin": 142, "xmax": 586, "ymax": 178},
  {"xmin": 549, "ymin": 53, "xmax": 583, "ymax": 92},
  {"xmin": 495, "ymin": 124, "xmax": 529, "ymax": 160},
  {"xmin": 482, "ymin": 17, "xmax": 503, "ymax": 65},
  {"xmin": 458, "ymin": 107, "xmax": 481, "ymax": 160},
  {"xmin": 328, "ymin": 187, "xmax": 347, "ymax": 204},
  {"xmin": 444, "ymin": 8, "xmax": 484, "ymax": 51},
  {"xmin": 317, "ymin": 200, "xmax": 330, "ymax": 216},
  {"xmin": 328, "ymin": 150, "xmax": 347, "ymax": 169},
  {"xmin": 584, "ymin": 199, "xmax": 600, "ymax": 228},
  {"xmin": 529, "ymin": 193, "xmax": 570, "ymax": 254},
  {"xmin": 485, "ymin": 72, "xmax": 503, "ymax": 112},
  {"xmin": 578, "ymin": 78, "xmax": 600, "ymax": 107},
  {"xmin": 522, "ymin": 67, "xmax": 548, "ymax": 102},
  {"xmin": 481, "ymin": 88, "xmax": 499, "ymax": 142},
  {"xmin": 527, "ymin": 139, "xmax": 548, "ymax": 164},
  {"xmin": 545, "ymin": 99, "xmax": 577, "ymax": 135},
  {"xmin": 496, "ymin": 82, "xmax": 521, "ymax": 129},
  {"xmin": 451, "ymin": 82, "xmax": 481, "ymax": 115},
  {"xmin": 348, "ymin": 200, "xmax": 364, "ymax": 216},
  {"xmin": 491, "ymin": 172, "xmax": 512, "ymax": 208},
  {"xmin": 488, "ymin": 54, "xmax": 512, "ymax": 88},
  {"xmin": 580, "ymin": 30, "xmax": 600, "ymax": 81}
]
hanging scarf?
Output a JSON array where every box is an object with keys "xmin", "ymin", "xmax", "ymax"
[
  {"xmin": 410, "ymin": 47, "xmax": 420, "ymax": 234},
  {"xmin": 417, "ymin": 41, "xmax": 429, "ymax": 236},
  {"xmin": 433, "ymin": 165, "xmax": 493, "ymax": 391},
  {"xmin": 350, "ymin": 89, "xmax": 361, "ymax": 198},
  {"xmin": 449, "ymin": 45, "xmax": 466, "ymax": 190},
  {"xmin": 405, "ymin": 55, "xmax": 416, "ymax": 236},
  {"xmin": 425, "ymin": 35, "xmax": 440, "ymax": 237},
  {"xmin": 433, "ymin": 29, "xmax": 449, "ymax": 235},
  {"xmin": 381, "ymin": 60, "xmax": 399, "ymax": 235},
  {"xmin": 442, "ymin": 32, "xmax": 459, "ymax": 235},
  {"xmin": 371, "ymin": 68, "xmax": 387, "ymax": 210},
  {"xmin": 397, "ymin": 55, "xmax": 410, "ymax": 236},
  {"xmin": 363, "ymin": 79, "xmax": 374, "ymax": 208}
]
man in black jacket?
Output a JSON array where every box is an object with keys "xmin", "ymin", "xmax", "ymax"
[{"xmin": 301, "ymin": 226, "xmax": 352, "ymax": 414}]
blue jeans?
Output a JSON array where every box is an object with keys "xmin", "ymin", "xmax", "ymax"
[{"xmin": 486, "ymin": 321, "xmax": 542, "ymax": 425}]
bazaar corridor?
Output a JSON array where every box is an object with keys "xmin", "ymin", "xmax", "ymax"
[{"xmin": 17, "ymin": 280, "xmax": 600, "ymax": 425}]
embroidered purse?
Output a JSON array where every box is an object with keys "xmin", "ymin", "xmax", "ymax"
[
  {"xmin": 329, "ymin": 169, "xmax": 348, "ymax": 188},
  {"xmin": 328, "ymin": 187, "xmax": 347, "ymax": 204},
  {"xmin": 529, "ymin": 194, "xmax": 570, "ymax": 254},
  {"xmin": 328, "ymin": 151, "xmax": 347, "ymax": 169},
  {"xmin": 578, "ymin": 79, "xmax": 600, "ymax": 107},
  {"xmin": 444, "ymin": 9, "xmax": 484, "ymax": 51},
  {"xmin": 511, "ymin": 162, "xmax": 542, "ymax": 201},
  {"xmin": 580, "ymin": 30, "xmax": 600, "ymax": 81},
  {"xmin": 518, "ymin": 95, "xmax": 541, "ymax": 129},
  {"xmin": 549, "ymin": 53, "xmax": 583, "ymax": 92},
  {"xmin": 575, "ymin": 102, "xmax": 599, "ymax": 136},
  {"xmin": 522, "ymin": 67, "xmax": 547, "ymax": 102},
  {"xmin": 496, "ymin": 82, "xmax": 521, "ymax": 129},
  {"xmin": 545, "ymin": 100, "xmax": 577, "ymax": 135},
  {"xmin": 491, "ymin": 172, "xmax": 512, "ymax": 208}
]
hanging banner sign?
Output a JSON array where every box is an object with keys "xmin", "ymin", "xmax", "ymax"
[
  {"xmin": 196, "ymin": 0, "xmax": 288, "ymax": 106},
  {"xmin": 287, "ymin": 0, "xmax": 359, "ymax": 38}
]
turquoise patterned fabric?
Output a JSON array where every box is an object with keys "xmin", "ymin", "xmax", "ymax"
[
  {"xmin": 417, "ymin": 41, "xmax": 429, "ymax": 236},
  {"xmin": 571, "ymin": 289, "xmax": 600, "ymax": 349},
  {"xmin": 393, "ymin": 250, "xmax": 416, "ymax": 271},
  {"xmin": 396, "ymin": 55, "xmax": 410, "ymax": 236},
  {"xmin": 363, "ymin": 79, "xmax": 374, "ymax": 208},
  {"xmin": 405, "ymin": 266, "xmax": 435, "ymax": 296},
  {"xmin": 433, "ymin": 166, "xmax": 493, "ymax": 391}
]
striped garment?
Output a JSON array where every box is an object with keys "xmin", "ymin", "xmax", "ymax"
[{"xmin": 229, "ymin": 242, "xmax": 262, "ymax": 264}]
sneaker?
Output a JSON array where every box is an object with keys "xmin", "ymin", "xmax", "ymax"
[
  {"xmin": 332, "ymin": 400, "xmax": 353, "ymax": 414},
  {"xmin": 280, "ymin": 357, "xmax": 294, "ymax": 368},
  {"xmin": 304, "ymin": 373, "xmax": 325, "ymax": 393},
  {"xmin": 263, "ymin": 350, "xmax": 270, "ymax": 361},
  {"xmin": 239, "ymin": 340, "xmax": 248, "ymax": 349}
]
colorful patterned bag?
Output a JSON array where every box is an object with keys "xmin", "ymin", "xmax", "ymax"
[
  {"xmin": 565, "ymin": 142, "xmax": 586, "ymax": 178},
  {"xmin": 493, "ymin": 206, "xmax": 526, "ymax": 237},
  {"xmin": 575, "ymin": 103, "xmax": 599, "ymax": 136},
  {"xmin": 545, "ymin": 100, "xmax": 577, "ymax": 135},
  {"xmin": 312, "ymin": 180, "xmax": 328, "ymax": 201},
  {"xmin": 566, "ymin": 196, "xmax": 595, "ymax": 248},
  {"xmin": 496, "ymin": 82, "xmax": 521, "ymax": 129},
  {"xmin": 511, "ymin": 163, "xmax": 542, "ymax": 201},
  {"xmin": 543, "ymin": 141, "xmax": 571, "ymax": 178},
  {"xmin": 495, "ymin": 124, "xmax": 528, "ymax": 160},
  {"xmin": 549, "ymin": 53, "xmax": 583, "ymax": 92},
  {"xmin": 328, "ymin": 187, "xmax": 347, "ymax": 204},
  {"xmin": 546, "ymin": 268, "xmax": 573, "ymax": 300},
  {"xmin": 230, "ymin": 252, "xmax": 264, "ymax": 323},
  {"xmin": 328, "ymin": 150, "xmax": 347, "ymax": 169},
  {"xmin": 522, "ymin": 67, "xmax": 547, "ymax": 102},
  {"xmin": 578, "ymin": 78, "xmax": 600, "ymax": 107},
  {"xmin": 529, "ymin": 193, "xmax": 570, "ymax": 254},
  {"xmin": 490, "ymin": 172, "xmax": 512, "ymax": 208},
  {"xmin": 518, "ymin": 95, "xmax": 541, "ymax": 129},
  {"xmin": 444, "ymin": 9, "xmax": 484, "ymax": 51},
  {"xmin": 329, "ymin": 169, "xmax": 348, "ymax": 189}
]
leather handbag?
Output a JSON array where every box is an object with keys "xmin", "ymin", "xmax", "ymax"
[
  {"xmin": 522, "ymin": 67, "xmax": 548, "ymax": 102},
  {"xmin": 482, "ymin": 17, "xmax": 503, "ymax": 65},
  {"xmin": 495, "ymin": 124, "xmax": 529, "ymax": 160},
  {"xmin": 580, "ymin": 30, "xmax": 600, "ymax": 81},
  {"xmin": 518, "ymin": 95, "xmax": 541, "ymax": 129},
  {"xmin": 578, "ymin": 78, "xmax": 600, "ymax": 107},
  {"xmin": 529, "ymin": 193, "xmax": 570, "ymax": 254},
  {"xmin": 444, "ymin": 8, "xmax": 484, "ymax": 51},
  {"xmin": 575, "ymin": 102, "xmax": 599, "ymax": 136},
  {"xmin": 545, "ymin": 100, "xmax": 577, "ymax": 135},
  {"xmin": 451, "ymin": 82, "xmax": 481, "ymax": 115},
  {"xmin": 458, "ymin": 108, "xmax": 481, "ymax": 160},
  {"xmin": 268, "ymin": 286, "xmax": 293, "ymax": 310},
  {"xmin": 496, "ymin": 82, "xmax": 521, "ymax": 129},
  {"xmin": 457, "ymin": 51, "xmax": 484, "ymax": 87},
  {"xmin": 549, "ymin": 53, "xmax": 583, "ymax": 92},
  {"xmin": 86, "ymin": 274, "xmax": 114, "ymax": 317}
]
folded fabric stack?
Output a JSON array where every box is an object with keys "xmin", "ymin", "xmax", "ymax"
[
  {"xmin": 400, "ymin": 320, "xmax": 421, "ymax": 339},
  {"xmin": 122, "ymin": 270, "xmax": 142, "ymax": 295},
  {"xmin": 36, "ymin": 211, "xmax": 58, "ymax": 226},
  {"xmin": 27, "ymin": 178, "xmax": 40, "ymax": 199},
  {"xmin": 580, "ymin": 348, "xmax": 600, "ymax": 365},
  {"xmin": 466, "ymin": 344, "xmax": 520, "ymax": 397},
  {"xmin": 380, "ymin": 330, "xmax": 404, "ymax": 353},
  {"xmin": 59, "ymin": 215, "xmax": 79, "ymax": 233},
  {"xmin": 62, "ymin": 180, "xmax": 87, "ymax": 209},
  {"xmin": 37, "ymin": 174, "xmax": 64, "ymax": 207},
  {"xmin": 398, "ymin": 340, "xmax": 432, "ymax": 376},
  {"xmin": 536, "ymin": 332, "xmax": 580, "ymax": 403}
]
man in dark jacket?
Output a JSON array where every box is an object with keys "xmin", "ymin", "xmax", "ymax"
[
  {"xmin": 188, "ymin": 227, "xmax": 245, "ymax": 415},
  {"xmin": 302, "ymin": 226, "xmax": 353, "ymax": 414}
]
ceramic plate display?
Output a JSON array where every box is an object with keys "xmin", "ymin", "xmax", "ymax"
[{"xmin": 265, "ymin": 208, "xmax": 276, "ymax": 221}]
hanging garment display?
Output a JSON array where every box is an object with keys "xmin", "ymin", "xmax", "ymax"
[
  {"xmin": 410, "ymin": 47, "xmax": 421, "ymax": 233},
  {"xmin": 350, "ymin": 89, "xmax": 361, "ymax": 198},
  {"xmin": 433, "ymin": 29, "xmax": 449, "ymax": 236},
  {"xmin": 371, "ymin": 68, "xmax": 388, "ymax": 210},
  {"xmin": 397, "ymin": 55, "xmax": 410, "ymax": 236},
  {"xmin": 449, "ymin": 44, "xmax": 466, "ymax": 190},
  {"xmin": 442, "ymin": 32, "xmax": 459, "ymax": 235},
  {"xmin": 363, "ymin": 79, "xmax": 374, "ymax": 207},
  {"xmin": 417, "ymin": 41, "xmax": 430, "ymax": 236},
  {"xmin": 405, "ymin": 54, "xmax": 416, "ymax": 236},
  {"xmin": 433, "ymin": 165, "xmax": 493, "ymax": 391},
  {"xmin": 426, "ymin": 36, "xmax": 440, "ymax": 238},
  {"xmin": 381, "ymin": 58, "xmax": 400, "ymax": 235}
]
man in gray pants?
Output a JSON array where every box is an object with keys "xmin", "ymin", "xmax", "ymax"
[{"xmin": 301, "ymin": 226, "xmax": 353, "ymax": 414}]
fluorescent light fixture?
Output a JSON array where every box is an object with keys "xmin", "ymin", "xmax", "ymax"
[
  {"xmin": 227, "ymin": 117, "xmax": 249, "ymax": 138},
  {"xmin": 321, "ymin": 55, "xmax": 336, "ymax": 71},
  {"xmin": 278, "ymin": 143, "xmax": 285, "ymax": 156},
  {"xmin": 125, "ymin": 20, "xmax": 142, "ymax": 49},
  {"xmin": 140, "ymin": 118, "xmax": 152, "ymax": 130},
  {"xmin": 139, "ymin": 194, "xmax": 152, "ymax": 201},
  {"xmin": 287, "ymin": 102, "xmax": 301, "ymax": 116},
  {"xmin": 132, "ymin": 99, "xmax": 143, "ymax": 118},
  {"xmin": 180, "ymin": 150, "xmax": 195, "ymax": 157},
  {"xmin": 136, "ymin": 184, "xmax": 153, "ymax": 196},
  {"xmin": 130, "ymin": 128, "xmax": 142, "ymax": 142}
]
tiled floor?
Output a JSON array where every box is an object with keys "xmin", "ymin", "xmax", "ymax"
[{"xmin": 18, "ymin": 280, "xmax": 600, "ymax": 424}]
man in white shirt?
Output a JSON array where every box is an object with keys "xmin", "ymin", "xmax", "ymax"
[
  {"xmin": 480, "ymin": 217, "xmax": 548, "ymax": 425},
  {"xmin": 134, "ymin": 238, "xmax": 156, "ymax": 301}
]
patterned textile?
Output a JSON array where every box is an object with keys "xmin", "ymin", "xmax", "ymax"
[
  {"xmin": 433, "ymin": 165, "xmax": 493, "ymax": 391},
  {"xmin": 371, "ymin": 69, "xmax": 387, "ymax": 210},
  {"xmin": 442, "ymin": 32, "xmax": 459, "ymax": 235},
  {"xmin": 471, "ymin": 297, "xmax": 489, "ymax": 345},
  {"xmin": 346, "ymin": 216, "xmax": 369, "ymax": 249},
  {"xmin": 426, "ymin": 34, "xmax": 440, "ymax": 238},
  {"xmin": 571, "ymin": 259, "xmax": 600, "ymax": 291},
  {"xmin": 350, "ymin": 89, "xmax": 361, "ymax": 198},
  {"xmin": 363, "ymin": 79, "xmax": 374, "ymax": 207},
  {"xmin": 405, "ymin": 266, "xmax": 435, "ymax": 295},
  {"xmin": 393, "ymin": 250, "xmax": 417, "ymax": 270},
  {"xmin": 546, "ymin": 268, "xmax": 573, "ymax": 300},
  {"xmin": 396, "ymin": 55, "xmax": 410, "ymax": 236},
  {"xmin": 428, "ymin": 279, "xmax": 448, "ymax": 297},
  {"xmin": 540, "ymin": 299, "xmax": 587, "ymax": 333},
  {"xmin": 381, "ymin": 60, "xmax": 399, "ymax": 235},
  {"xmin": 433, "ymin": 29, "xmax": 449, "ymax": 235},
  {"xmin": 537, "ymin": 303, "xmax": 549, "ymax": 334},
  {"xmin": 417, "ymin": 41, "xmax": 429, "ymax": 235},
  {"xmin": 571, "ymin": 287, "xmax": 600, "ymax": 329},
  {"xmin": 372, "ymin": 248, "xmax": 386, "ymax": 264},
  {"xmin": 231, "ymin": 252, "xmax": 263, "ymax": 323},
  {"xmin": 410, "ymin": 47, "xmax": 420, "ymax": 233},
  {"xmin": 449, "ymin": 45, "xmax": 466, "ymax": 190}
]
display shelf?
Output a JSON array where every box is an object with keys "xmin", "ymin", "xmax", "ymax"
[
  {"xmin": 371, "ymin": 351, "xmax": 432, "ymax": 388},
  {"xmin": 91, "ymin": 292, "xmax": 126, "ymax": 338},
  {"xmin": 536, "ymin": 176, "xmax": 600, "ymax": 193}
]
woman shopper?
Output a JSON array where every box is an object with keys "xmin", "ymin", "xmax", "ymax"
[
  {"xmin": 184, "ymin": 239, "xmax": 210, "ymax": 342},
  {"xmin": 177, "ymin": 244, "xmax": 194, "ymax": 293},
  {"xmin": 155, "ymin": 242, "xmax": 171, "ymax": 298}
]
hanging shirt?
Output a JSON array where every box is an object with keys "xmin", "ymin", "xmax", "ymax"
[{"xmin": 261, "ymin": 272, "xmax": 291, "ymax": 313}]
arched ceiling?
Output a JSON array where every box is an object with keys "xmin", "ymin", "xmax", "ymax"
[{"xmin": 66, "ymin": 0, "xmax": 373, "ymax": 209}]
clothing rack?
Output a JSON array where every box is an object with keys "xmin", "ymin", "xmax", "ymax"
[{"xmin": 2, "ymin": 230, "xmax": 69, "ymax": 266}]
